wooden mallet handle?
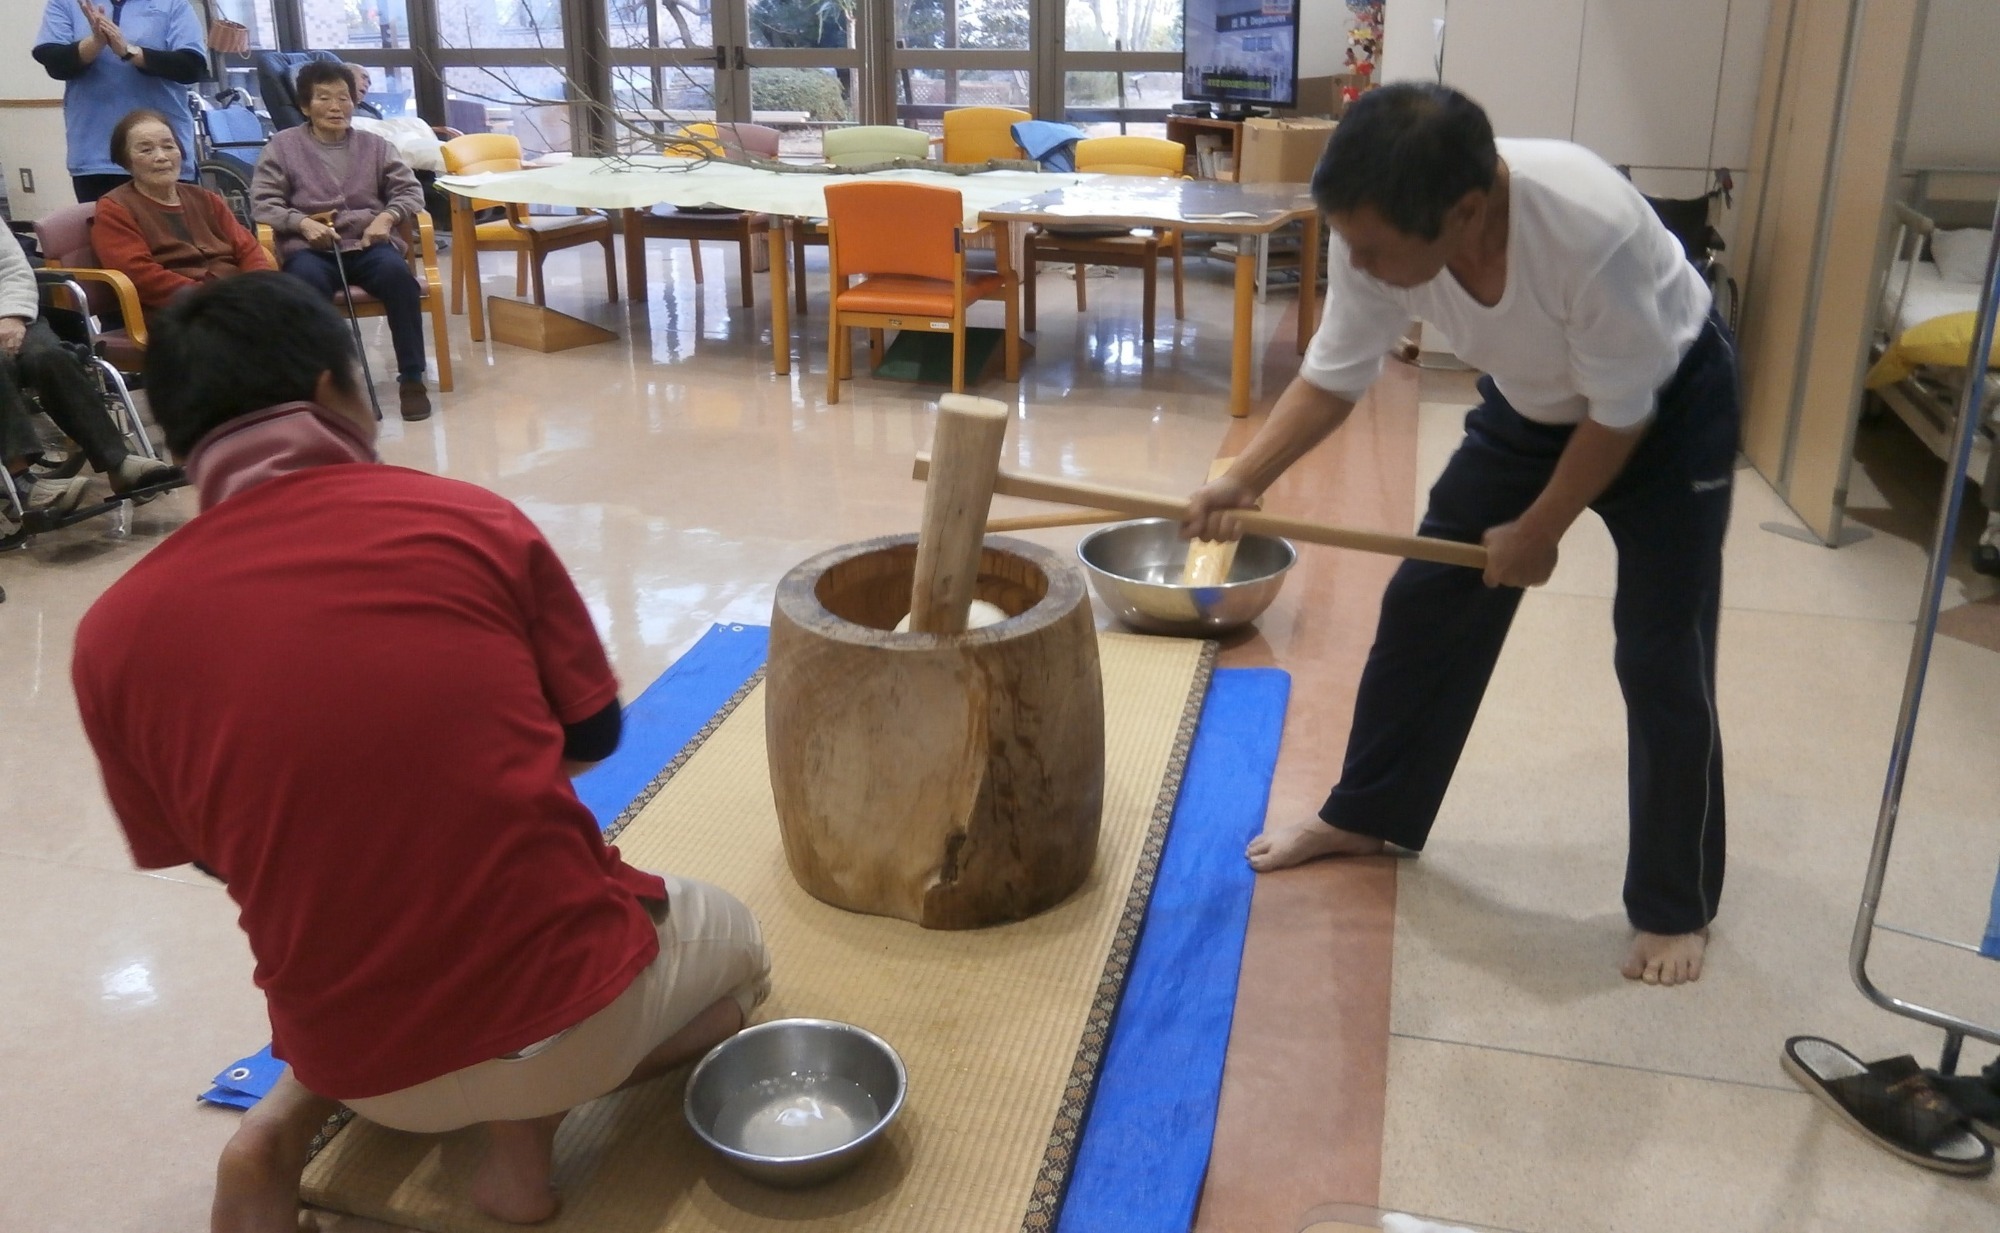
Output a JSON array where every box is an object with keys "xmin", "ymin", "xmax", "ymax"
[
  {"xmin": 984, "ymin": 507, "xmax": 1124, "ymax": 533},
  {"xmin": 909, "ymin": 395, "xmax": 1012, "ymax": 634},
  {"xmin": 913, "ymin": 455, "xmax": 1490, "ymax": 570}
]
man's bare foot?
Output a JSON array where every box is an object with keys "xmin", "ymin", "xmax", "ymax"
[
  {"xmin": 470, "ymin": 1114, "xmax": 566, "ymax": 1224},
  {"xmin": 211, "ymin": 1071, "xmax": 340, "ymax": 1233},
  {"xmin": 1621, "ymin": 928, "xmax": 1709, "ymax": 987},
  {"xmin": 1245, "ymin": 818, "xmax": 1385, "ymax": 872}
]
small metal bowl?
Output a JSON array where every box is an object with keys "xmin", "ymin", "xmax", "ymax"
[
  {"xmin": 684, "ymin": 1018, "xmax": 907, "ymax": 1188},
  {"xmin": 1076, "ymin": 518, "xmax": 1296, "ymax": 637}
]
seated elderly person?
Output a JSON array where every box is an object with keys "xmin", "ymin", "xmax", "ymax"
[
  {"xmin": 92, "ymin": 108, "xmax": 272, "ymax": 317},
  {"xmin": 74, "ymin": 272, "xmax": 770, "ymax": 1232},
  {"xmin": 251, "ymin": 59, "xmax": 433, "ymax": 421},
  {"xmin": 1, "ymin": 225, "xmax": 176, "ymax": 515}
]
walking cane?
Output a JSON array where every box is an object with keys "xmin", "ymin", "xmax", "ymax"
[{"xmin": 314, "ymin": 212, "xmax": 384, "ymax": 421}]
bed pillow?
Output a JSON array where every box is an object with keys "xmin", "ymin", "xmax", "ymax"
[{"xmin": 1929, "ymin": 228, "xmax": 1994, "ymax": 285}]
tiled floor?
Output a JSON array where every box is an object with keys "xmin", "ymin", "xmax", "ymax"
[{"xmin": 5, "ymin": 237, "xmax": 1999, "ymax": 1232}]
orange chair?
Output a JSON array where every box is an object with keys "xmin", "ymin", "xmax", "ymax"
[
  {"xmin": 258, "ymin": 214, "xmax": 454, "ymax": 392},
  {"xmin": 938, "ymin": 106, "xmax": 1030, "ymax": 164},
  {"xmin": 631, "ymin": 122, "xmax": 783, "ymax": 308},
  {"xmin": 440, "ymin": 133, "xmax": 618, "ymax": 314},
  {"xmin": 1025, "ymin": 136, "xmax": 1187, "ymax": 347},
  {"xmin": 823, "ymin": 181, "xmax": 1018, "ymax": 403}
]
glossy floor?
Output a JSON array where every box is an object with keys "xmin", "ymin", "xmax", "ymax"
[{"xmin": 4, "ymin": 243, "xmax": 1997, "ymax": 1232}]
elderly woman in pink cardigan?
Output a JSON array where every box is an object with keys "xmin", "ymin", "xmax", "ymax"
[{"xmin": 251, "ymin": 59, "xmax": 432, "ymax": 421}]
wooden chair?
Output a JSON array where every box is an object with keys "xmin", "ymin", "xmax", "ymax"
[
  {"xmin": 631, "ymin": 122, "xmax": 782, "ymax": 308},
  {"xmin": 33, "ymin": 204, "xmax": 150, "ymax": 375},
  {"xmin": 823, "ymin": 181, "xmax": 1017, "ymax": 403},
  {"xmin": 257, "ymin": 214, "xmax": 454, "ymax": 392},
  {"xmin": 439, "ymin": 133, "xmax": 617, "ymax": 315},
  {"xmin": 938, "ymin": 107, "xmax": 1030, "ymax": 164},
  {"xmin": 790, "ymin": 126, "xmax": 933, "ymax": 317},
  {"xmin": 1024, "ymin": 136, "xmax": 1187, "ymax": 348}
]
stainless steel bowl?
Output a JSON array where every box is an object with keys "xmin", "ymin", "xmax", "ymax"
[
  {"xmin": 1076, "ymin": 518, "xmax": 1295, "ymax": 637},
  {"xmin": 684, "ymin": 1018, "xmax": 907, "ymax": 1188}
]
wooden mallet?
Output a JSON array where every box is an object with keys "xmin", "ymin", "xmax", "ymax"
[
  {"xmin": 914, "ymin": 455, "xmax": 1490, "ymax": 570},
  {"xmin": 908, "ymin": 394, "xmax": 1011, "ymax": 635}
]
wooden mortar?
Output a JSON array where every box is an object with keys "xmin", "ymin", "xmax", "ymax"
[{"xmin": 766, "ymin": 534, "xmax": 1106, "ymax": 930}]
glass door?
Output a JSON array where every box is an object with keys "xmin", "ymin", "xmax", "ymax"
[
  {"xmin": 1059, "ymin": 0, "xmax": 1183, "ymax": 136},
  {"xmin": 743, "ymin": 0, "xmax": 864, "ymax": 156},
  {"xmin": 890, "ymin": 0, "xmax": 1036, "ymax": 137}
]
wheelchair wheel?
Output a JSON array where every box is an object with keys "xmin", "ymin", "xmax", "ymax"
[{"xmin": 198, "ymin": 156, "xmax": 258, "ymax": 230}]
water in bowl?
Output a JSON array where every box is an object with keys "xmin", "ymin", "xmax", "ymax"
[{"xmin": 712, "ymin": 1072, "xmax": 881, "ymax": 1158}]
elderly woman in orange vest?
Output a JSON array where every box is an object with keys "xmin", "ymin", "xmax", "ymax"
[{"xmin": 92, "ymin": 108, "xmax": 272, "ymax": 316}]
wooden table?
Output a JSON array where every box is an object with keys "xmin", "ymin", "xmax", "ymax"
[{"xmin": 977, "ymin": 179, "xmax": 1321, "ymax": 416}]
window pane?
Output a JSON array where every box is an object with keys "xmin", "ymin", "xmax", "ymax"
[
  {"xmin": 299, "ymin": 0, "xmax": 411, "ymax": 50},
  {"xmin": 351, "ymin": 64, "xmax": 421, "ymax": 118},
  {"xmin": 747, "ymin": 0, "xmax": 855, "ymax": 50},
  {"xmin": 445, "ymin": 66, "xmax": 573, "ymax": 155},
  {"xmin": 896, "ymin": 68, "xmax": 1030, "ymax": 112},
  {"xmin": 748, "ymin": 67, "xmax": 850, "ymax": 156},
  {"xmin": 436, "ymin": 0, "xmax": 566, "ymax": 49},
  {"xmin": 1064, "ymin": 69, "xmax": 1182, "ymax": 124},
  {"xmin": 1065, "ymin": 0, "xmax": 1181, "ymax": 52},
  {"xmin": 605, "ymin": 0, "xmax": 715, "ymax": 50},
  {"xmin": 608, "ymin": 65, "xmax": 718, "ymax": 151},
  {"xmin": 213, "ymin": 0, "xmax": 279, "ymax": 48},
  {"xmin": 894, "ymin": 0, "xmax": 1029, "ymax": 52}
]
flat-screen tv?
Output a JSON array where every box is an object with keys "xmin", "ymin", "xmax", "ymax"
[{"xmin": 1183, "ymin": 0, "xmax": 1300, "ymax": 111}]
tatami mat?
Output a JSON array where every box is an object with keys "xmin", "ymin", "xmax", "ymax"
[{"xmin": 300, "ymin": 632, "xmax": 1211, "ymax": 1233}]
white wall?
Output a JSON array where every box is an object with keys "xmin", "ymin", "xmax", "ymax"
[
  {"xmin": 1379, "ymin": 0, "xmax": 1771, "ymax": 198},
  {"xmin": 1298, "ymin": 0, "xmax": 1349, "ymax": 79},
  {"xmin": 1904, "ymin": 0, "xmax": 2000, "ymax": 170},
  {"xmin": 1, "ymin": 3, "xmax": 78, "ymax": 220}
]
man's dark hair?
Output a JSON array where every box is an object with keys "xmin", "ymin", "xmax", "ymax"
[
  {"xmin": 294, "ymin": 60, "xmax": 356, "ymax": 108},
  {"xmin": 144, "ymin": 273, "xmax": 360, "ymax": 457},
  {"xmin": 108, "ymin": 108, "xmax": 177, "ymax": 170},
  {"xmin": 1312, "ymin": 84, "xmax": 1499, "ymax": 241}
]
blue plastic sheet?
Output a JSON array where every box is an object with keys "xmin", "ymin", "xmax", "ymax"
[{"xmin": 1057, "ymin": 667, "xmax": 1291, "ymax": 1233}]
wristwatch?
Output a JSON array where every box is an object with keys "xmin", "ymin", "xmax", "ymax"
[{"xmin": 118, "ymin": 47, "xmax": 137, "ymax": 61}]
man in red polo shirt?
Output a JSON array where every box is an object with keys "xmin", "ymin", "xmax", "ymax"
[{"xmin": 73, "ymin": 273, "xmax": 771, "ymax": 1232}]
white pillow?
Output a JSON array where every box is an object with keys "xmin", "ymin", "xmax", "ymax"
[
  {"xmin": 1929, "ymin": 227, "xmax": 1994, "ymax": 285},
  {"xmin": 351, "ymin": 116, "xmax": 446, "ymax": 174}
]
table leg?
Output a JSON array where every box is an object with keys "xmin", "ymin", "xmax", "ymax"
[
  {"xmin": 769, "ymin": 218, "xmax": 792, "ymax": 377},
  {"xmin": 622, "ymin": 209, "xmax": 648, "ymax": 305},
  {"xmin": 995, "ymin": 220, "xmax": 1020, "ymax": 381},
  {"xmin": 457, "ymin": 195, "xmax": 486, "ymax": 344},
  {"xmin": 1230, "ymin": 240, "xmax": 1256, "ymax": 417},
  {"xmin": 1298, "ymin": 211, "xmax": 1321, "ymax": 355}
]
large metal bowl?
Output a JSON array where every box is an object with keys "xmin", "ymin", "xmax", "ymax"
[
  {"xmin": 1076, "ymin": 518, "xmax": 1295, "ymax": 637},
  {"xmin": 684, "ymin": 1018, "xmax": 907, "ymax": 1188}
]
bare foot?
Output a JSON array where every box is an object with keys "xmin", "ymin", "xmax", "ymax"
[
  {"xmin": 470, "ymin": 1114, "xmax": 566, "ymax": 1225},
  {"xmin": 1245, "ymin": 818, "xmax": 1385, "ymax": 872},
  {"xmin": 1621, "ymin": 928, "xmax": 1709, "ymax": 986},
  {"xmin": 211, "ymin": 1071, "xmax": 340, "ymax": 1233}
]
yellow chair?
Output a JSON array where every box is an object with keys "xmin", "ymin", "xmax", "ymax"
[
  {"xmin": 1025, "ymin": 135, "xmax": 1187, "ymax": 347},
  {"xmin": 257, "ymin": 214, "xmax": 455, "ymax": 392},
  {"xmin": 632, "ymin": 122, "xmax": 784, "ymax": 308},
  {"xmin": 823, "ymin": 181, "xmax": 1018, "ymax": 402},
  {"xmin": 939, "ymin": 106, "xmax": 1030, "ymax": 164},
  {"xmin": 439, "ymin": 134, "xmax": 618, "ymax": 315}
]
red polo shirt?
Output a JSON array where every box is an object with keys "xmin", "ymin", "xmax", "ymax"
[{"xmin": 73, "ymin": 462, "xmax": 666, "ymax": 1100}]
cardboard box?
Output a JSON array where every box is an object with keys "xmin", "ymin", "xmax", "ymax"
[{"xmin": 1236, "ymin": 117, "xmax": 1338, "ymax": 185}]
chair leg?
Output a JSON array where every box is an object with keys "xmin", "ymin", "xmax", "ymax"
[
  {"xmin": 1075, "ymin": 262, "xmax": 1087, "ymax": 311},
  {"xmin": 826, "ymin": 317, "xmax": 842, "ymax": 404},
  {"xmin": 738, "ymin": 229, "xmax": 756, "ymax": 309},
  {"xmin": 689, "ymin": 239, "xmax": 704, "ymax": 284},
  {"xmin": 1003, "ymin": 287, "xmax": 1020, "ymax": 382},
  {"xmin": 529, "ymin": 249, "xmax": 547, "ymax": 307},
  {"xmin": 951, "ymin": 320, "xmax": 967, "ymax": 394},
  {"xmin": 1142, "ymin": 257, "xmax": 1157, "ymax": 349},
  {"xmin": 793, "ymin": 231, "xmax": 809, "ymax": 317},
  {"xmin": 515, "ymin": 250, "xmax": 527, "ymax": 296},
  {"xmin": 449, "ymin": 237, "xmax": 466, "ymax": 315},
  {"xmin": 603, "ymin": 234, "xmax": 620, "ymax": 302},
  {"xmin": 429, "ymin": 296, "xmax": 454, "ymax": 393},
  {"xmin": 1024, "ymin": 258, "xmax": 1038, "ymax": 331},
  {"xmin": 1172, "ymin": 238, "xmax": 1186, "ymax": 320}
]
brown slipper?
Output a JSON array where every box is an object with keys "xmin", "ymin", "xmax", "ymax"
[
  {"xmin": 1783, "ymin": 1036, "xmax": 1993, "ymax": 1175},
  {"xmin": 398, "ymin": 380, "xmax": 432, "ymax": 422}
]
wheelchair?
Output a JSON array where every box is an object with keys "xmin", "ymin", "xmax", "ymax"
[
  {"xmin": 1623, "ymin": 166, "xmax": 1740, "ymax": 333},
  {"xmin": 0, "ymin": 267, "xmax": 184, "ymax": 600}
]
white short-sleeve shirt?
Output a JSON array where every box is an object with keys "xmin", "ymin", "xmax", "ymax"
[{"xmin": 1300, "ymin": 139, "xmax": 1711, "ymax": 429}]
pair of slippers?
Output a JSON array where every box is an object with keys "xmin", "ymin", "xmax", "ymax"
[{"xmin": 1784, "ymin": 1036, "xmax": 2000, "ymax": 1176}]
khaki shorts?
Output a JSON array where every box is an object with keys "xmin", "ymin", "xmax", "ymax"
[{"xmin": 345, "ymin": 874, "xmax": 771, "ymax": 1133}]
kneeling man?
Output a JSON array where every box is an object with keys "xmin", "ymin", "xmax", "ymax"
[{"xmin": 73, "ymin": 272, "xmax": 771, "ymax": 1231}]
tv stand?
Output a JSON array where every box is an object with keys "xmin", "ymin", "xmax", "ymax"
[{"xmin": 1165, "ymin": 114, "xmax": 1245, "ymax": 180}]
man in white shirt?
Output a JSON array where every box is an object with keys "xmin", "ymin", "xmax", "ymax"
[{"xmin": 1184, "ymin": 84, "xmax": 1737, "ymax": 987}]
